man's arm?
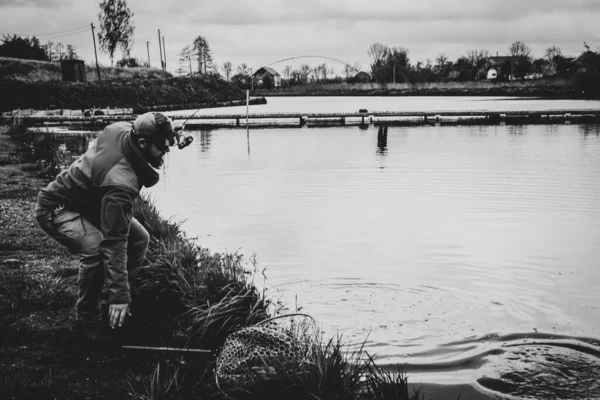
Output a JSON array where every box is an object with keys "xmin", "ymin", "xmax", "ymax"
[{"xmin": 100, "ymin": 186, "xmax": 137, "ymax": 326}]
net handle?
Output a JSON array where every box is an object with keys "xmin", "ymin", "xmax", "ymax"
[{"xmin": 255, "ymin": 313, "xmax": 315, "ymax": 326}]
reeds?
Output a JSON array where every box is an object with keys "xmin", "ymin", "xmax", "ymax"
[
  {"xmin": 128, "ymin": 195, "xmax": 421, "ymax": 399},
  {"xmin": 131, "ymin": 195, "xmax": 272, "ymax": 348}
]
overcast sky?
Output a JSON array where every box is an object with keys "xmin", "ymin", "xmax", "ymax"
[{"xmin": 1, "ymin": 0, "xmax": 599, "ymax": 75}]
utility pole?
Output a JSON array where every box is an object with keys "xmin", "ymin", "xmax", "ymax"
[
  {"xmin": 393, "ymin": 65, "xmax": 395, "ymax": 85},
  {"xmin": 250, "ymin": 68, "xmax": 253, "ymax": 91},
  {"xmin": 162, "ymin": 36, "xmax": 167, "ymax": 71},
  {"xmin": 146, "ymin": 41, "xmax": 151, "ymax": 67},
  {"xmin": 158, "ymin": 29, "xmax": 164, "ymax": 72},
  {"xmin": 90, "ymin": 23, "xmax": 101, "ymax": 82}
]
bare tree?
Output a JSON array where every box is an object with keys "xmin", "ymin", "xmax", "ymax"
[
  {"xmin": 368, "ymin": 42, "xmax": 387, "ymax": 64},
  {"xmin": 237, "ymin": 63, "xmax": 250, "ymax": 76},
  {"xmin": 311, "ymin": 66, "xmax": 320, "ymax": 82},
  {"xmin": 544, "ymin": 45, "xmax": 562, "ymax": 61},
  {"xmin": 66, "ymin": 44, "xmax": 78, "ymax": 60},
  {"xmin": 178, "ymin": 45, "xmax": 194, "ymax": 75},
  {"xmin": 53, "ymin": 42, "xmax": 65, "ymax": 61},
  {"xmin": 97, "ymin": 0, "xmax": 135, "ymax": 66},
  {"xmin": 283, "ymin": 65, "xmax": 293, "ymax": 79},
  {"xmin": 300, "ymin": 64, "xmax": 311, "ymax": 84},
  {"xmin": 436, "ymin": 53, "xmax": 448, "ymax": 67},
  {"xmin": 509, "ymin": 41, "xmax": 532, "ymax": 58},
  {"xmin": 222, "ymin": 61, "xmax": 232, "ymax": 81}
]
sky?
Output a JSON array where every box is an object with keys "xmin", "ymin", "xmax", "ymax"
[{"xmin": 1, "ymin": 0, "xmax": 599, "ymax": 76}]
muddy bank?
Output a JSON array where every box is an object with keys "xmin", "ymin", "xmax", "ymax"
[{"xmin": 0, "ymin": 75, "xmax": 247, "ymax": 113}]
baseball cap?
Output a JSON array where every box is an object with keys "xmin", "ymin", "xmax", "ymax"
[{"xmin": 132, "ymin": 112, "xmax": 177, "ymax": 149}]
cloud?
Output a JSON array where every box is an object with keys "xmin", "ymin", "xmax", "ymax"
[
  {"xmin": 0, "ymin": 0, "xmax": 599, "ymax": 73},
  {"xmin": 0, "ymin": 0, "xmax": 69, "ymax": 7}
]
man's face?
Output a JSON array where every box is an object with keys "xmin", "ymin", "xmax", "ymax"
[{"xmin": 143, "ymin": 137, "xmax": 170, "ymax": 168}]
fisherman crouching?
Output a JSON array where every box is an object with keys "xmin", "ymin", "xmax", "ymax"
[{"xmin": 35, "ymin": 112, "xmax": 181, "ymax": 342}]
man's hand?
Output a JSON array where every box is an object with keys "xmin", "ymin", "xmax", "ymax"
[{"xmin": 109, "ymin": 303, "xmax": 131, "ymax": 328}]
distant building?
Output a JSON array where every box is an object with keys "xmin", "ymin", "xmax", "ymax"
[
  {"xmin": 353, "ymin": 71, "xmax": 371, "ymax": 82},
  {"xmin": 571, "ymin": 50, "xmax": 598, "ymax": 66},
  {"xmin": 486, "ymin": 56, "xmax": 527, "ymax": 80},
  {"xmin": 252, "ymin": 67, "xmax": 281, "ymax": 88}
]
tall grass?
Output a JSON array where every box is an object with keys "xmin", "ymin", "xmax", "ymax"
[
  {"xmin": 5, "ymin": 124, "xmax": 75, "ymax": 178},
  {"xmin": 0, "ymin": 56, "xmax": 170, "ymax": 82},
  {"xmin": 129, "ymin": 195, "xmax": 422, "ymax": 400},
  {"xmin": 266, "ymin": 78, "xmax": 573, "ymax": 95},
  {"xmin": 131, "ymin": 195, "xmax": 272, "ymax": 348}
]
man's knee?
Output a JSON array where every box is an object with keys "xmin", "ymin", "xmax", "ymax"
[{"xmin": 129, "ymin": 218, "xmax": 150, "ymax": 253}]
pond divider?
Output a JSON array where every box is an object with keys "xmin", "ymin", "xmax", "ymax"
[{"xmin": 2, "ymin": 109, "xmax": 599, "ymax": 128}]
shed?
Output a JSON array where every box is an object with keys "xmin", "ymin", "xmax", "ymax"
[
  {"xmin": 61, "ymin": 59, "xmax": 86, "ymax": 82},
  {"xmin": 486, "ymin": 68, "xmax": 498, "ymax": 80},
  {"xmin": 252, "ymin": 67, "xmax": 281, "ymax": 88}
]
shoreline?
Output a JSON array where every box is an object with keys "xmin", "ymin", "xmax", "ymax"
[{"xmin": 1, "ymin": 125, "xmax": 487, "ymax": 399}]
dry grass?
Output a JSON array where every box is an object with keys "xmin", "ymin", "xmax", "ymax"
[
  {"xmin": 270, "ymin": 78, "xmax": 574, "ymax": 94},
  {"xmin": 0, "ymin": 56, "xmax": 170, "ymax": 82}
]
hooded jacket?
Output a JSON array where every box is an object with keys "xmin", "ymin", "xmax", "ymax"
[{"xmin": 37, "ymin": 121, "xmax": 159, "ymax": 304}]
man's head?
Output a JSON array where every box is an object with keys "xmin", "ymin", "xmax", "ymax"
[{"xmin": 132, "ymin": 112, "xmax": 177, "ymax": 168}]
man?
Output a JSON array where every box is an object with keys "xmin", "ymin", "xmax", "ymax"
[{"xmin": 35, "ymin": 112, "xmax": 181, "ymax": 341}]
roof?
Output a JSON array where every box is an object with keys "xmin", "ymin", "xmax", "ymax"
[
  {"xmin": 488, "ymin": 56, "xmax": 521, "ymax": 65},
  {"xmin": 572, "ymin": 51, "xmax": 598, "ymax": 65},
  {"xmin": 253, "ymin": 67, "xmax": 281, "ymax": 77}
]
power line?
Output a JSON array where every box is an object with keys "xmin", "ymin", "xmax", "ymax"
[
  {"xmin": 35, "ymin": 28, "xmax": 91, "ymax": 41},
  {"xmin": 0, "ymin": 25, "xmax": 90, "ymax": 37}
]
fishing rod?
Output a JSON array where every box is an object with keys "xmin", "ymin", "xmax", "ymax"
[{"xmin": 176, "ymin": 55, "xmax": 362, "ymax": 131}]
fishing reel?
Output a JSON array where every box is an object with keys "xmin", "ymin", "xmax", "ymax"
[
  {"xmin": 177, "ymin": 135, "xmax": 194, "ymax": 149},
  {"xmin": 173, "ymin": 124, "xmax": 194, "ymax": 150}
]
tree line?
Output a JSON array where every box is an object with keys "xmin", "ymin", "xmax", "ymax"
[{"xmin": 0, "ymin": 35, "xmax": 79, "ymax": 62}]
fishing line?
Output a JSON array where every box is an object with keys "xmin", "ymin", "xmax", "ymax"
[{"xmin": 178, "ymin": 55, "xmax": 362, "ymax": 128}]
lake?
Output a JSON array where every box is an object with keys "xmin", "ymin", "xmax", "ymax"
[{"xmin": 148, "ymin": 97, "xmax": 600, "ymax": 398}]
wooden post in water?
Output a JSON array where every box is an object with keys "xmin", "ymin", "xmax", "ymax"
[
  {"xmin": 246, "ymin": 90, "xmax": 249, "ymax": 128},
  {"xmin": 377, "ymin": 124, "xmax": 388, "ymax": 150}
]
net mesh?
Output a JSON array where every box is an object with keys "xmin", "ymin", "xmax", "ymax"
[{"xmin": 215, "ymin": 314, "xmax": 316, "ymax": 388}]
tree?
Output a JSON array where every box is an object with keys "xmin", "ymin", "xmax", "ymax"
[
  {"xmin": 222, "ymin": 61, "xmax": 232, "ymax": 81},
  {"xmin": 53, "ymin": 42, "xmax": 65, "ymax": 61},
  {"xmin": 368, "ymin": 43, "xmax": 410, "ymax": 83},
  {"xmin": 509, "ymin": 41, "xmax": 532, "ymax": 58},
  {"xmin": 342, "ymin": 62, "xmax": 361, "ymax": 79},
  {"xmin": 66, "ymin": 44, "xmax": 79, "ymax": 60},
  {"xmin": 368, "ymin": 43, "xmax": 387, "ymax": 65},
  {"xmin": 97, "ymin": 0, "xmax": 135, "ymax": 66},
  {"xmin": 178, "ymin": 45, "xmax": 194, "ymax": 75},
  {"xmin": 116, "ymin": 56, "xmax": 142, "ymax": 67},
  {"xmin": 300, "ymin": 64, "xmax": 311, "ymax": 84},
  {"xmin": 283, "ymin": 65, "xmax": 293, "ymax": 80},
  {"xmin": 0, "ymin": 35, "xmax": 49, "ymax": 61},
  {"xmin": 466, "ymin": 49, "xmax": 490, "ymax": 79},
  {"xmin": 237, "ymin": 63, "xmax": 250, "ymax": 76},
  {"xmin": 436, "ymin": 53, "xmax": 448, "ymax": 67},
  {"xmin": 193, "ymin": 35, "xmax": 212, "ymax": 74},
  {"xmin": 543, "ymin": 45, "xmax": 563, "ymax": 76}
]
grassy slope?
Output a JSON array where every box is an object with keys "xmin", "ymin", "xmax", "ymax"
[
  {"xmin": 0, "ymin": 56, "xmax": 169, "ymax": 82},
  {"xmin": 0, "ymin": 57, "xmax": 246, "ymax": 113}
]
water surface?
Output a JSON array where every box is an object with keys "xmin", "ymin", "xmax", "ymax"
[{"xmin": 144, "ymin": 118, "xmax": 600, "ymax": 397}]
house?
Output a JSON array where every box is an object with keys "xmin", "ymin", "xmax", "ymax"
[
  {"xmin": 486, "ymin": 55, "xmax": 529, "ymax": 80},
  {"xmin": 353, "ymin": 71, "xmax": 371, "ymax": 82},
  {"xmin": 252, "ymin": 67, "xmax": 281, "ymax": 88}
]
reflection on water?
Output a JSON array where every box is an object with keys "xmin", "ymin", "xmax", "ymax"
[{"xmin": 60, "ymin": 117, "xmax": 597, "ymax": 399}]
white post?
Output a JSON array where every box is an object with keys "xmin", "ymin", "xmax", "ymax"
[{"xmin": 246, "ymin": 90, "xmax": 249, "ymax": 127}]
